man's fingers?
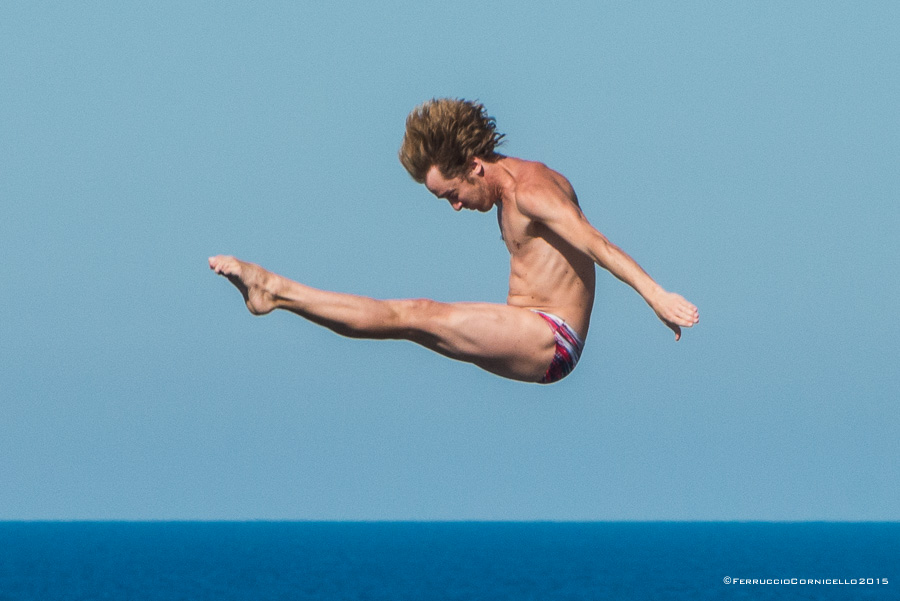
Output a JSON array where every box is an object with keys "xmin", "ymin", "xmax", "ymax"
[
  {"xmin": 675, "ymin": 306, "xmax": 699, "ymax": 325},
  {"xmin": 666, "ymin": 310, "xmax": 693, "ymax": 328}
]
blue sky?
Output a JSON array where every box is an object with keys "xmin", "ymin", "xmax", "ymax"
[{"xmin": 2, "ymin": 1, "xmax": 898, "ymax": 520}]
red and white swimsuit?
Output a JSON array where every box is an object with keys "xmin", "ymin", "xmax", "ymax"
[{"xmin": 532, "ymin": 310, "xmax": 585, "ymax": 384}]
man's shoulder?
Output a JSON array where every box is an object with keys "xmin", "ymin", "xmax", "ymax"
[
  {"xmin": 510, "ymin": 158, "xmax": 554, "ymax": 180},
  {"xmin": 511, "ymin": 161, "xmax": 576, "ymax": 212},
  {"xmin": 509, "ymin": 159, "xmax": 571, "ymax": 190}
]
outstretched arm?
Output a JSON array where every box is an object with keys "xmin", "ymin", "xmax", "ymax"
[{"xmin": 517, "ymin": 184, "xmax": 699, "ymax": 340}]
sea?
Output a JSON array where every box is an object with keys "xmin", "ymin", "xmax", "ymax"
[{"xmin": 0, "ymin": 522, "xmax": 896, "ymax": 600}]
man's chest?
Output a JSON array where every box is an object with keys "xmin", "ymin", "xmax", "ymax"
[{"xmin": 497, "ymin": 200, "xmax": 540, "ymax": 254}]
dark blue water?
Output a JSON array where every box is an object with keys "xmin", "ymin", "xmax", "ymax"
[{"xmin": 0, "ymin": 522, "xmax": 896, "ymax": 600}]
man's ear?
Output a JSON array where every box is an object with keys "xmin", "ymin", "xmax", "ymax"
[{"xmin": 470, "ymin": 158, "xmax": 485, "ymax": 177}]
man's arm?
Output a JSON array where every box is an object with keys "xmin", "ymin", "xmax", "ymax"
[{"xmin": 516, "ymin": 183, "xmax": 699, "ymax": 340}]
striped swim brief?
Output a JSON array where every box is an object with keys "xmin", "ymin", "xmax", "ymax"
[{"xmin": 532, "ymin": 310, "xmax": 585, "ymax": 384}]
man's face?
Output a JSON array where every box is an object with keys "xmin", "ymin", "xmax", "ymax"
[{"xmin": 424, "ymin": 165, "xmax": 494, "ymax": 212}]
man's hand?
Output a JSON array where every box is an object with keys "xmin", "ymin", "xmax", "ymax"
[{"xmin": 648, "ymin": 290, "xmax": 699, "ymax": 341}]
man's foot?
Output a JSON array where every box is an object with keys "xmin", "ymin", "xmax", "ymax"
[{"xmin": 208, "ymin": 255, "xmax": 281, "ymax": 315}]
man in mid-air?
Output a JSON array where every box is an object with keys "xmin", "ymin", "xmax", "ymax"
[{"xmin": 210, "ymin": 98, "xmax": 699, "ymax": 384}]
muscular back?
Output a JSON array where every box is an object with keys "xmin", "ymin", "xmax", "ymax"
[{"xmin": 497, "ymin": 159, "xmax": 596, "ymax": 339}]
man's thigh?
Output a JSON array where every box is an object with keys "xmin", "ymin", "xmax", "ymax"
[{"xmin": 396, "ymin": 300, "xmax": 557, "ymax": 382}]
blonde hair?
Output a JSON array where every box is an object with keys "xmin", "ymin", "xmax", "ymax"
[{"xmin": 399, "ymin": 98, "xmax": 505, "ymax": 183}]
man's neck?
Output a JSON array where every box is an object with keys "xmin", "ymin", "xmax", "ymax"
[{"xmin": 482, "ymin": 156, "xmax": 518, "ymax": 203}]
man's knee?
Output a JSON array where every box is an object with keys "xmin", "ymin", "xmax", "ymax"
[{"xmin": 391, "ymin": 298, "xmax": 450, "ymax": 340}]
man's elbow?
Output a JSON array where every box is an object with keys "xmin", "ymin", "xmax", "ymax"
[{"xmin": 587, "ymin": 231, "xmax": 612, "ymax": 265}]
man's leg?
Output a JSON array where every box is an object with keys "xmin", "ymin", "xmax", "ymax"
[{"xmin": 209, "ymin": 255, "xmax": 557, "ymax": 382}]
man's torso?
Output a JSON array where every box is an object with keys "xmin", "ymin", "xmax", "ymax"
[{"xmin": 497, "ymin": 159, "xmax": 596, "ymax": 339}]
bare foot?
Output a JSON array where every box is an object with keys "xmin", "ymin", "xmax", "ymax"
[{"xmin": 208, "ymin": 255, "xmax": 281, "ymax": 315}]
